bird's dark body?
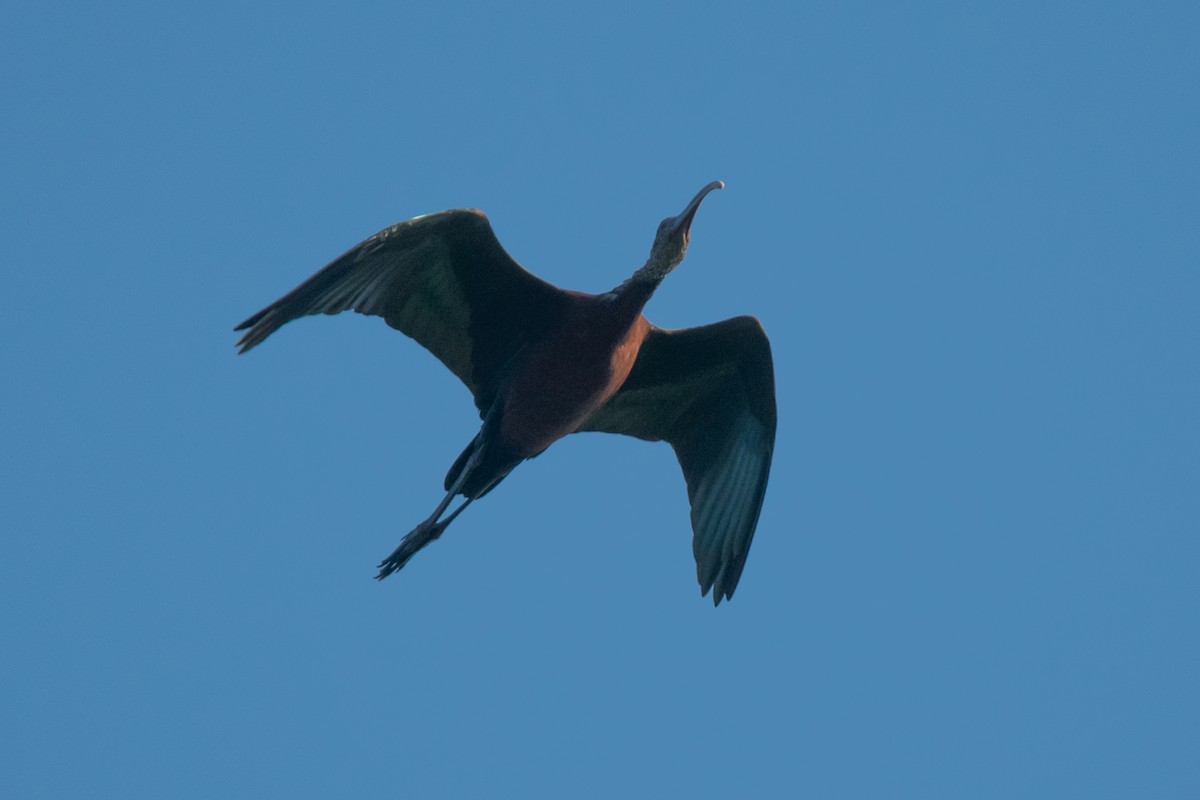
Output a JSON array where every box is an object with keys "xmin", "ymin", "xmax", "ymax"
[
  {"xmin": 447, "ymin": 288, "xmax": 653, "ymax": 498},
  {"xmin": 500, "ymin": 290, "xmax": 652, "ymax": 457},
  {"xmin": 235, "ymin": 182, "xmax": 776, "ymax": 604}
]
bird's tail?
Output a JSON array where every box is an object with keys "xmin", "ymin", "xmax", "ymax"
[{"xmin": 443, "ymin": 437, "xmax": 478, "ymax": 493}]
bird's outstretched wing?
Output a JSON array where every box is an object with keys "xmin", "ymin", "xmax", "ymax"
[
  {"xmin": 235, "ymin": 210, "xmax": 568, "ymax": 415},
  {"xmin": 578, "ymin": 316, "xmax": 776, "ymax": 604}
]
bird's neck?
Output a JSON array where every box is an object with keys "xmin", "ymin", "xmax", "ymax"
[{"xmin": 609, "ymin": 270, "xmax": 659, "ymax": 318}]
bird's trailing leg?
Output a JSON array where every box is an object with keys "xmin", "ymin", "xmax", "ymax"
[{"xmin": 374, "ymin": 449, "xmax": 480, "ymax": 580}]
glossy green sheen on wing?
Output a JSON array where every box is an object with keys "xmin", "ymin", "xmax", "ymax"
[
  {"xmin": 234, "ymin": 210, "xmax": 568, "ymax": 417},
  {"xmin": 578, "ymin": 317, "xmax": 776, "ymax": 604}
]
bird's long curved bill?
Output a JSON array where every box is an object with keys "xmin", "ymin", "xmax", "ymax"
[{"xmin": 673, "ymin": 180, "xmax": 725, "ymax": 234}]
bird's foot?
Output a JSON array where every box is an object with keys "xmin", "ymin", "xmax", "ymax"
[{"xmin": 374, "ymin": 517, "xmax": 448, "ymax": 580}]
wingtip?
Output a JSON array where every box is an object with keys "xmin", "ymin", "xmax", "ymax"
[
  {"xmin": 699, "ymin": 580, "xmax": 733, "ymax": 607},
  {"xmin": 233, "ymin": 329, "xmax": 259, "ymax": 355},
  {"xmin": 233, "ymin": 326, "xmax": 251, "ymax": 354},
  {"xmin": 232, "ymin": 308, "xmax": 281, "ymax": 355}
]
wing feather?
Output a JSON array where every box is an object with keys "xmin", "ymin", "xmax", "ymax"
[
  {"xmin": 235, "ymin": 210, "xmax": 567, "ymax": 414},
  {"xmin": 578, "ymin": 316, "xmax": 777, "ymax": 604}
]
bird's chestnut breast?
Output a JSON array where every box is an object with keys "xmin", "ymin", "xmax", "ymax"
[{"xmin": 499, "ymin": 308, "xmax": 650, "ymax": 456}]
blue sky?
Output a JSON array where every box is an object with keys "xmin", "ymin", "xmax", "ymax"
[{"xmin": 3, "ymin": 1, "xmax": 1197, "ymax": 797}]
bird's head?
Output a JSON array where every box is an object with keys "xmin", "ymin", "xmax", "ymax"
[{"xmin": 636, "ymin": 181, "xmax": 724, "ymax": 284}]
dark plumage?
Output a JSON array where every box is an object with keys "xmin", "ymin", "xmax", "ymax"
[{"xmin": 235, "ymin": 181, "xmax": 775, "ymax": 604}]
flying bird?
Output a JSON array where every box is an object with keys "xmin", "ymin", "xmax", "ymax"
[{"xmin": 235, "ymin": 181, "xmax": 775, "ymax": 604}]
